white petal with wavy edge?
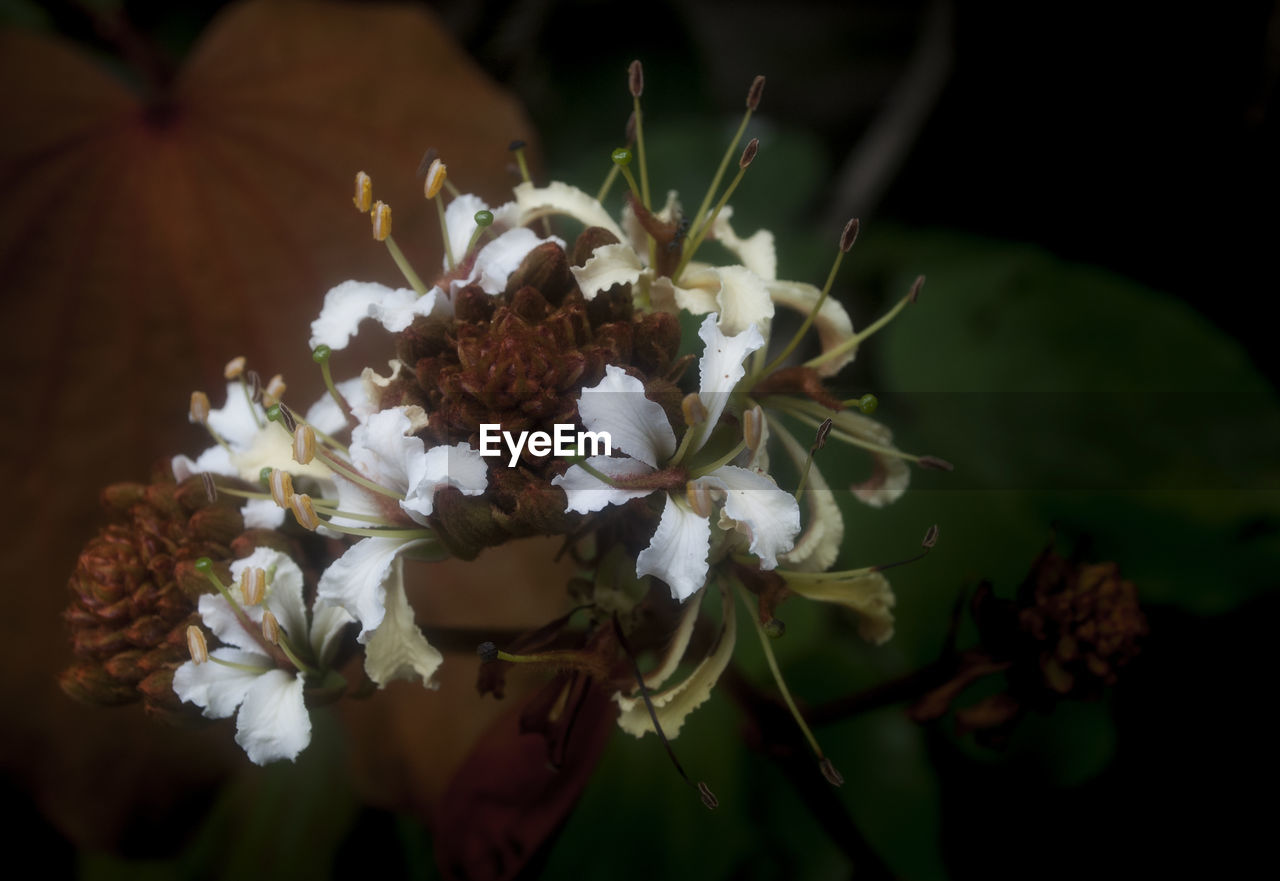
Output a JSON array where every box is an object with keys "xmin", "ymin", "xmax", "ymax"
[
  {"xmin": 636, "ymin": 494, "xmax": 712, "ymax": 602},
  {"xmin": 444, "ymin": 193, "xmax": 488, "ymax": 268},
  {"xmin": 787, "ymin": 571, "xmax": 896, "ymax": 645},
  {"xmin": 452, "ymin": 227, "xmax": 565, "ymax": 296},
  {"xmin": 770, "ymin": 419, "xmax": 844, "ymax": 572},
  {"xmin": 310, "ymin": 281, "xmax": 421, "ymax": 351},
  {"xmin": 363, "ymin": 557, "xmax": 444, "ymax": 688},
  {"xmin": 570, "ymin": 242, "xmax": 646, "ymax": 300},
  {"xmin": 715, "ymin": 265, "xmax": 775, "ymax": 339},
  {"xmin": 703, "ymin": 465, "xmax": 800, "ymax": 569},
  {"xmin": 710, "ymin": 206, "xmax": 777, "ymax": 280},
  {"xmin": 767, "ymin": 279, "xmax": 857, "ymax": 377},
  {"xmin": 648, "ymin": 266, "xmax": 719, "ymax": 317},
  {"xmin": 348, "ymin": 406, "xmax": 422, "ymax": 495},
  {"xmin": 513, "ymin": 181, "xmax": 625, "ymax": 241},
  {"xmin": 401, "ymin": 443, "xmax": 488, "ymax": 524},
  {"xmin": 577, "ymin": 365, "xmax": 676, "ymax": 467},
  {"xmin": 552, "ymin": 457, "xmax": 657, "ymax": 514},
  {"xmin": 172, "ymin": 647, "xmax": 266, "ymax": 719},
  {"xmin": 240, "ymin": 498, "xmax": 286, "ymax": 530},
  {"xmin": 233, "ymin": 669, "xmax": 311, "ymax": 764},
  {"xmin": 310, "ymin": 601, "xmax": 355, "ymax": 667},
  {"xmin": 316, "ymin": 535, "xmax": 429, "ymax": 639},
  {"xmin": 695, "ymin": 314, "xmax": 764, "ymax": 452},
  {"xmin": 304, "ymin": 377, "xmax": 368, "ymax": 435}
]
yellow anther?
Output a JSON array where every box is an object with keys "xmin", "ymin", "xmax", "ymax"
[
  {"xmin": 353, "ymin": 171, "xmax": 372, "ymax": 213},
  {"xmin": 240, "ymin": 567, "xmax": 266, "ymax": 606},
  {"xmin": 686, "ymin": 480, "xmax": 713, "ymax": 518},
  {"xmin": 293, "ymin": 424, "xmax": 316, "ymax": 465},
  {"xmin": 424, "ymin": 159, "xmax": 447, "ymax": 199},
  {"xmin": 371, "ymin": 200, "xmax": 392, "ymax": 241},
  {"xmin": 261, "ymin": 374, "xmax": 286, "ymax": 407},
  {"xmin": 681, "ymin": 392, "xmax": 707, "ymax": 427},
  {"xmin": 189, "ymin": 391, "xmax": 211, "ymax": 425},
  {"xmin": 743, "ymin": 405, "xmax": 765, "ymax": 452},
  {"xmin": 223, "ymin": 356, "xmax": 246, "ymax": 380},
  {"xmin": 289, "ymin": 492, "xmax": 320, "ymax": 531},
  {"xmin": 269, "ymin": 469, "xmax": 294, "ymax": 509},
  {"xmin": 261, "ymin": 610, "xmax": 281, "ymax": 646},
  {"xmin": 186, "ymin": 625, "xmax": 209, "ymax": 665}
]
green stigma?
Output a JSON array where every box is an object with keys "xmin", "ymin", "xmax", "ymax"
[
  {"xmin": 857, "ymin": 394, "xmax": 879, "ymax": 415},
  {"xmin": 473, "ymin": 209, "xmax": 494, "ymax": 227},
  {"xmin": 194, "ymin": 557, "xmax": 213, "ymax": 574},
  {"xmin": 265, "ymin": 404, "xmax": 282, "ymax": 422},
  {"xmin": 259, "ymin": 467, "xmax": 273, "ymax": 484},
  {"xmin": 311, "ymin": 344, "xmax": 331, "ymax": 364},
  {"xmin": 611, "ymin": 147, "xmax": 633, "ymax": 167}
]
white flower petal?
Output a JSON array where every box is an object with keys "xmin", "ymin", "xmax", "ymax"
[
  {"xmin": 444, "ymin": 193, "xmax": 488, "ymax": 268},
  {"xmin": 363, "ymin": 557, "xmax": 443, "ymax": 688},
  {"xmin": 715, "ymin": 265, "xmax": 775, "ymax": 339},
  {"xmin": 309, "ymin": 601, "xmax": 355, "ymax": 667},
  {"xmin": 369, "ymin": 286, "xmax": 445, "ymax": 334},
  {"xmin": 349, "ymin": 407, "xmax": 421, "ymax": 494},
  {"xmin": 240, "ymin": 498, "xmax": 286, "ymax": 530},
  {"xmin": 205, "ymin": 381, "xmax": 266, "ymax": 449},
  {"xmin": 649, "ymin": 266, "xmax": 719, "ymax": 317},
  {"xmin": 788, "ymin": 571, "xmax": 896, "ymax": 645},
  {"xmin": 703, "ymin": 465, "xmax": 800, "ymax": 569},
  {"xmin": 767, "ymin": 280, "xmax": 856, "ymax": 377},
  {"xmin": 172, "ymin": 446, "xmax": 234, "ymax": 482},
  {"xmin": 401, "ymin": 443, "xmax": 488, "ymax": 523},
  {"xmin": 309, "ymin": 280, "xmax": 418, "ymax": 351},
  {"xmin": 303, "ymin": 377, "xmax": 367, "ymax": 436},
  {"xmin": 232, "ymin": 548, "xmax": 308, "ymax": 648},
  {"xmin": 772, "ymin": 419, "xmax": 843, "ymax": 572},
  {"xmin": 513, "ymin": 181, "xmax": 625, "ymax": 241},
  {"xmin": 711, "ymin": 206, "xmax": 777, "ymax": 280},
  {"xmin": 577, "ymin": 365, "xmax": 676, "ymax": 468},
  {"xmin": 172, "ymin": 647, "xmax": 268, "ymax": 718},
  {"xmin": 570, "ymin": 242, "xmax": 645, "ymax": 300},
  {"xmin": 317, "ymin": 536, "xmax": 428, "ymax": 639},
  {"xmin": 551, "ymin": 457, "xmax": 657, "ymax": 514},
  {"xmin": 456, "ymin": 227, "xmax": 564, "ymax": 296},
  {"xmin": 695, "ymin": 314, "xmax": 764, "ymax": 451},
  {"xmin": 615, "ymin": 583, "xmax": 736, "ymax": 738},
  {"xmin": 234, "ymin": 669, "xmax": 311, "ymax": 764},
  {"xmin": 196, "ymin": 593, "xmax": 259, "ymax": 652},
  {"xmin": 636, "ymin": 495, "xmax": 712, "ymax": 602}
]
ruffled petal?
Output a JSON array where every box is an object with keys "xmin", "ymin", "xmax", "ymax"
[
  {"xmin": 551, "ymin": 457, "xmax": 657, "ymax": 514},
  {"xmin": 649, "ymin": 266, "xmax": 719, "ymax": 317},
  {"xmin": 513, "ymin": 181, "xmax": 625, "ymax": 240},
  {"xmin": 348, "ymin": 406, "xmax": 421, "ymax": 494},
  {"xmin": 771, "ymin": 420, "xmax": 844, "ymax": 572},
  {"xmin": 171, "ymin": 446, "xmax": 234, "ymax": 482},
  {"xmin": 362, "ymin": 557, "xmax": 443, "ymax": 688},
  {"xmin": 456, "ymin": 227, "xmax": 564, "ymax": 295},
  {"xmin": 570, "ymin": 242, "xmax": 645, "ymax": 300},
  {"xmin": 369, "ymin": 286, "xmax": 446, "ymax": 334},
  {"xmin": 710, "ymin": 206, "xmax": 777, "ymax": 280},
  {"xmin": 577, "ymin": 365, "xmax": 676, "ymax": 468},
  {"xmin": 615, "ymin": 583, "xmax": 736, "ymax": 738},
  {"xmin": 303, "ymin": 377, "xmax": 367, "ymax": 436},
  {"xmin": 401, "ymin": 442, "xmax": 488, "ymax": 523},
  {"xmin": 703, "ymin": 465, "xmax": 800, "ymax": 570},
  {"xmin": 827, "ymin": 409, "xmax": 911, "ymax": 508},
  {"xmin": 309, "ymin": 280, "xmax": 419, "ymax": 351},
  {"xmin": 316, "ymin": 536, "xmax": 428, "ymax": 639},
  {"xmin": 233, "ymin": 669, "xmax": 311, "ymax": 764},
  {"xmin": 172, "ymin": 647, "xmax": 268, "ymax": 718},
  {"xmin": 767, "ymin": 280, "xmax": 856, "ymax": 377},
  {"xmin": 695, "ymin": 314, "xmax": 764, "ymax": 451},
  {"xmin": 205, "ymin": 381, "xmax": 266, "ymax": 449},
  {"xmin": 715, "ymin": 265, "xmax": 775, "ymax": 339},
  {"xmin": 787, "ymin": 571, "xmax": 896, "ymax": 645},
  {"xmin": 636, "ymin": 494, "xmax": 712, "ymax": 602}
]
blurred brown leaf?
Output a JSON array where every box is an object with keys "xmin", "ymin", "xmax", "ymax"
[{"xmin": 0, "ymin": 0, "xmax": 532, "ymax": 848}]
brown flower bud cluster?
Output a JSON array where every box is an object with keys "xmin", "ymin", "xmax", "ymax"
[{"xmin": 60, "ymin": 476, "xmax": 243, "ymax": 721}]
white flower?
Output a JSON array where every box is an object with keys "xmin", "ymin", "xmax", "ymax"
[
  {"xmin": 316, "ymin": 405, "xmax": 487, "ymax": 687},
  {"xmin": 553, "ymin": 315, "xmax": 800, "ymax": 601},
  {"xmin": 172, "ymin": 547, "xmax": 353, "ymax": 764}
]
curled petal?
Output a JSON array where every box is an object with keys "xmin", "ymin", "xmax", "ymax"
[
  {"xmin": 368, "ymin": 286, "xmax": 445, "ymax": 334},
  {"xmin": 577, "ymin": 365, "xmax": 676, "ymax": 467},
  {"xmin": 363, "ymin": 557, "xmax": 443, "ymax": 688},
  {"xmin": 636, "ymin": 495, "xmax": 712, "ymax": 602},
  {"xmin": 172, "ymin": 647, "xmax": 269, "ymax": 718},
  {"xmin": 402, "ymin": 443, "xmax": 489, "ymax": 523},
  {"xmin": 772, "ymin": 419, "xmax": 844, "ymax": 572},
  {"xmin": 349, "ymin": 406, "xmax": 424, "ymax": 494},
  {"xmin": 309, "ymin": 280, "xmax": 424, "ymax": 351},
  {"xmin": 710, "ymin": 206, "xmax": 777, "ymax": 280},
  {"xmin": 457, "ymin": 227, "xmax": 564, "ymax": 295},
  {"xmin": 234, "ymin": 669, "xmax": 311, "ymax": 765},
  {"xmin": 787, "ymin": 571, "xmax": 896, "ymax": 645},
  {"xmin": 829, "ymin": 409, "xmax": 911, "ymax": 508},
  {"xmin": 444, "ymin": 193, "xmax": 488, "ymax": 267},
  {"xmin": 715, "ymin": 265, "xmax": 775, "ymax": 339},
  {"xmin": 570, "ymin": 242, "xmax": 645, "ymax": 300},
  {"xmin": 309, "ymin": 601, "xmax": 355, "ymax": 667},
  {"xmin": 703, "ymin": 465, "xmax": 800, "ymax": 570},
  {"xmin": 696, "ymin": 314, "xmax": 764, "ymax": 450},
  {"xmin": 615, "ymin": 583, "xmax": 736, "ymax": 738},
  {"xmin": 767, "ymin": 280, "xmax": 856, "ymax": 377},
  {"xmin": 622, "ymin": 190, "xmax": 681, "ymax": 258},
  {"xmin": 551, "ymin": 457, "xmax": 657, "ymax": 514},
  {"xmin": 513, "ymin": 181, "xmax": 624, "ymax": 241},
  {"xmin": 317, "ymin": 536, "xmax": 428, "ymax": 639},
  {"xmin": 649, "ymin": 266, "xmax": 719, "ymax": 317}
]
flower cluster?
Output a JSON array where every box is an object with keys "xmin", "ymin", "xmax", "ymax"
[{"xmin": 62, "ymin": 66, "xmax": 949, "ymax": 791}]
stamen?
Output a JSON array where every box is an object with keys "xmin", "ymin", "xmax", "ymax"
[
  {"xmin": 186, "ymin": 625, "xmax": 209, "ymax": 664},
  {"xmin": 268, "ymin": 469, "xmax": 293, "ymax": 509},
  {"xmin": 681, "ymin": 392, "xmax": 707, "ymax": 427},
  {"xmin": 610, "ymin": 147, "xmax": 644, "ymax": 208},
  {"xmin": 353, "ymin": 171, "xmax": 372, "ymax": 213},
  {"xmin": 201, "ymin": 472, "xmax": 217, "ymax": 503},
  {"xmin": 689, "ymin": 436, "xmax": 749, "ymax": 479},
  {"xmin": 676, "ymin": 138, "xmax": 760, "ymax": 278},
  {"xmin": 743, "ymin": 405, "xmax": 765, "ymax": 452},
  {"xmin": 368, "ymin": 199, "xmax": 429, "ymax": 296},
  {"xmin": 686, "ymin": 480, "xmax": 713, "ymax": 518},
  {"xmin": 370, "ymin": 200, "xmax": 392, "ymax": 242},
  {"xmin": 508, "ymin": 140, "xmax": 532, "ymax": 185},
  {"xmin": 805, "ymin": 275, "xmax": 923, "ymax": 372},
  {"xmin": 795, "ymin": 418, "xmax": 832, "ymax": 495},
  {"xmin": 261, "ymin": 374, "xmax": 286, "ymax": 408},
  {"xmin": 245, "ymin": 370, "xmax": 262, "ymax": 404},
  {"xmin": 293, "ymin": 425, "xmax": 316, "ymax": 465},
  {"xmin": 918, "ymin": 455, "xmax": 954, "ymax": 471},
  {"xmin": 596, "ymin": 114, "xmax": 635, "ymax": 202},
  {"xmin": 746, "ymin": 74, "xmax": 766, "ymax": 111},
  {"xmin": 627, "ymin": 60, "xmax": 651, "ymax": 209},
  {"xmin": 188, "ymin": 391, "xmax": 211, "ymax": 425},
  {"xmin": 839, "ymin": 393, "xmax": 879, "ymax": 414},
  {"xmin": 686, "ymin": 75, "xmax": 765, "ymax": 257},
  {"xmin": 422, "ymin": 157, "xmax": 457, "ymax": 271},
  {"xmin": 464, "ymin": 209, "xmax": 494, "ymax": 258},
  {"xmin": 223, "ymin": 356, "xmax": 246, "ymax": 380},
  {"xmin": 766, "ymin": 398, "xmax": 942, "ymax": 465},
  {"xmin": 240, "ymin": 567, "xmax": 266, "ymax": 606},
  {"xmin": 193, "ymin": 557, "xmax": 292, "ymax": 667},
  {"xmin": 289, "ymin": 493, "xmax": 321, "ymax": 531},
  {"xmin": 260, "ymin": 610, "xmax": 280, "ymax": 645}
]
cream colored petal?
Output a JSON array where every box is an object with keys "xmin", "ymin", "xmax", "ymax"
[
  {"xmin": 363, "ymin": 557, "xmax": 444, "ymax": 688},
  {"xmin": 570, "ymin": 242, "xmax": 645, "ymax": 300},
  {"xmin": 703, "ymin": 465, "xmax": 800, "ymax": 570},
  {"xmin": 711, "ymin": 206, "xmax": 777, "ymax": 281},
  {"xmin": 650, "ymin": 267, "xmax": 720, "ymax": 317},
  {"xmin": 767, "ymin": 280, "xmax": 856, "ymax": 377},
  {"xmin": 828, "ymin": 410, "xmax": 911, "ymax": 508},
  {"xmin": 771, "ymin": 419, "xmax": 844, "ymax": 572},
  {"xmin": 513, "ymin": 181, "xmax": 624, "ymax": 240},
  {"xmin": 788, "ymin": 571, "xmax": 895, "ymax": 645},
  {"xmin": 715, "ymin": 265, "xmax": 775, "ymax": 339}
]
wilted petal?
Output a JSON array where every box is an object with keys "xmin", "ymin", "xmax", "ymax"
[
  {"xmin": 636, "ymin": 495, "xmax": 712, "ymax": 602},
  {"xmin": 513, "ymin": 181, "xmax": 624, "ymax": 241},
  {"xmin": 615, "ymin": 583, "xmax": 736, "ymax": 738},
  {"xmin": 787, "ymin": 571, "xmax": 896, "ymax": 645},
  {"xmin": 704, "ymin": 465, "xmax": 800, "ymax": 569},
  {"xmin": 710, "ymin": 207, "xmax": 777, "ymax": 280},
  {"xmin": 172, "ymin": 647, "xmax": 268, "ymax": 718},
  {"xmin": 363, "ymin": 557, "xmax": 443, "ymax": 688},
  {"xmin": 234, "ymin": 669, "xmax": 310, "ymax": 764},
  {"xmin": 696, "ymin": 314, "xmax": 764, "ymax": 450},
  {"xmin": 715, "ymin": 265, "xmax": 775, "ymax": 339},
  {"xmin": 552, "ymin": 457, "xmax": 657, "ymax": 514},
  {"xmin": 577, "ymin": 365, "xmax": 676, "ymax": 467},
  {"xmin": 570, "ymin": 242, "xmax": 645, "ymax": 300},
  {"xmin": 317, "ymin": 535, "xmax": 429, "ymax": 639},
  {"xmin": 767, "ymin": 280, "xmax": 856, "ymax": 377},
  {"xmin": 401, "ymin": 442, "xmax": 488, "ymax": 523},
  {"xmin": 309, "ymin": 280, "xmax": 419, "ymax": 351}
]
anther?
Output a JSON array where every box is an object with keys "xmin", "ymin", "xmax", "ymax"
[
  {"xmin": 909, "ymin": 274, "xmax": 925, "ymax": 304},
  {"xmin": 686, "ymin": 480, "xmax": 713, "ymax": 518},
  {"xmin": 201, "ymin": 472, "xmax": 217, "ymax": 503},
  {"xmin": 261, "ymin": 374, "xmax": 286, "ymax": 408},
  {"xmin": 424, "ymin": 158, "xmax": 447, "ymax": 200},
  {"xmin": 812, "ymin": 417, "xmax": 833, "ymax": 452},
  {"xmin": 186, "ymin": 625, "xmax": 209, "ymax": 664},
  {"xmin": 353, "ymin": 171, "xmax": 372, "ymax": 213},
  {"xmin": 628, "ymin": 59, "xmax": 644, "ymax": 97},
  {"xmin": 269, "ymin": 469, "xmax": 294, "ymax": 509},
  {"xmin": 739, "ymin": 137, "xmax": 759, "ymax": 169},
  {"xmin": 922, "ymin": 524, "xmax": 940, "ymax": 548},
  {"xmin": 839, "ymin": 217, "xmax": 860, "ymax": 253},
  {"xmin": 260, "ymin": 610, "xmax": 281, "ymax": 646},
  {"xmin": 293, "ymin": 425, "xmax": 316, "ymax": 465},
  {"xmin": 681, "ymin": 392, "xmax": 707, "ymax": 427},
  {"xmin": 246, "ymin": 370, "xmax": 262, "ymax": 403},
  {"xmin": 240, "ymin": 567, "xmax": 266, "ymax": 606},
  {"xmin": 918, "ymin": 455, "xmax": 954, "ymax": 472},
  {"xmin": 697, "ymin": 781, "xmax": 719, "ymax": 811},
  {"xmin": 624, "ymin": 110, "xmax": 637, "ymax": 144},
  {"xmin": 189, "ymin": 391, "xmax": 211, "ymax": 425},
  {"xmin": 746, "ymin": 75, "xmax": 766, "ymax": 111},
  {"xmin": 371, "ymin": 200, "xmax": 392, "ymax": 242},
  {"xmin": 508, "ymin": 140, "xmax": 526, "ymax": 152},
  {"xmin": 223, "ymin": 356, "xmax": 246, "ymax": 380},
  {"xmin": 289, "ymin": 493, "xmax": 320, "ymax": 531},
  {"xmin": 476, "ymin": 641, "xmax": 499, "ymax": 662},
  {"xmin": 743, "ymin": 405, "xmax": 765, "ymax": 452},
  {"xmin": 819, "ymin": 757, "xmax": 845, "ymax": 787},
  {"xmin": 762, "ymin": 617, "xmax": 786, "ymax": 639}
]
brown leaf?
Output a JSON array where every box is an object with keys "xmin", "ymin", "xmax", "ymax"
[{"xmin": 0, "ymin": 0, "xmax": 532, "ymax": 848}]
